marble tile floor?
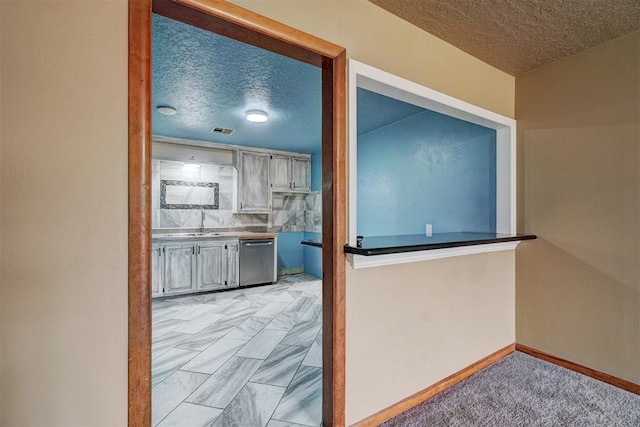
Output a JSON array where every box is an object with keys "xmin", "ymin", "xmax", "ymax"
[{"xmin": 152, "ymin": 273, "xmax": 323, "ymax": 427}]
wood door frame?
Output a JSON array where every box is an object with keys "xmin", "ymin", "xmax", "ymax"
[{"xmin": 128, "ymin": 0, "xmax": 347, "ymax": 426}]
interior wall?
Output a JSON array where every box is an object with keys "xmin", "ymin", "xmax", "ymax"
[
  {"xmin": 231, "ymin": 0, "xmax": 514, "ymax": 118},
  {"xmin": 276, "ymin": 231, "xmax": 305, "ymax": 275},
  {"xmin": 230, "ymin": 0, "xmax": 516, "ymax": 423},
  {"xmin": 0, "ymin": 0, "xmax": 514, "ymax": 425},
  {"xmin": 516, "ymin": 31, "xmax": 640, "ymax": 384},
  {"xmin": 0, "ymin": 0, "xmax": 3, "ymax": 416},
  {"xmin": 0, "ymin": 1, "xmax": 128, "ymax": 426},
  {"xmin": 357, "ymin": 109, "xmax": 496, "ymax": 236}
]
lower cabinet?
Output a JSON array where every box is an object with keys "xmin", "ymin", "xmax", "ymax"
[
  {"xmin": 226, "ymin": 240, "xmax": 239, "ymax": 288},
  {"xmin": 153, "ymin": 238, "xmax": 239, "ymax": 298},
  {"xmin": 151, "ymin": 243, "xmax": 164, "ymax": 298},
  {"xmin": 163, "ymin": 242, "xmax": 197, "ymax": 296},
  {"xmin": 197, "ymin": 241, "xmax": 226, "ymax": 291}
]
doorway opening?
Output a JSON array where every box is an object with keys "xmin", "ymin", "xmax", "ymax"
[{"xmin": 129, "ymin": 0, "xmax": 346, "ymax": 425}]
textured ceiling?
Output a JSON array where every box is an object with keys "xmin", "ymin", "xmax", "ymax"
[
  {"xmin": 152, "ymin": 14, "xmax": 321, "ymax": 153},
  {"xmin": 368, "ymin": 0, "xmax": 640, "ymax": 76}
]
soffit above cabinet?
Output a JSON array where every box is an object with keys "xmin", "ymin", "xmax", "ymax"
[
  {"xmin": 368, "ymin": 0, "xmax": 640, "ymax": 76},
  {"xmin": 153, "ymin": 140, "xmax": 235, "ymax": 165}
]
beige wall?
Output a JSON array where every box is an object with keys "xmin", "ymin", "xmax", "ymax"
[
  {"xmin": 231, "ymin": 0, "xmax": 514, "ymax": 118},
  {"xmin": 0, "ymin": 0, "xmax": 515, "ymax": 425},
  {"xmin": 0, "ymin": 1, "xmax": 128, "ymax": 425},
  {"xmin": 345, "ymin": 252, "xmax": 515, "ymax": 423},
  {"xmin": 231, "ymin": 0, "xmax": 516, "ymax": 423},
  {"xmin": 516, "ymin": 31, "xmax": 640, "ymax": 384}
]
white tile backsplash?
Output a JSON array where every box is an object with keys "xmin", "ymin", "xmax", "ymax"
[{"xmin": 152, "ymin": 160, "xmax": 321, "ymax": 232}]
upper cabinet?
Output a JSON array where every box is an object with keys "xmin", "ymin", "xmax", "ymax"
[
  {"xmin": 238, "ymin": 150, "xmax": 270, "ymax": 213},
  {"xmin": 291, "ymin": 156, "xmax": 310, "ymax": 192},
  {"xmin": 270, "ymin": 154, "xmax": 291, "ymax": 192},
  {"xmin": 269, "ymin": 154, "xmax": 311, "ymax": 193}
]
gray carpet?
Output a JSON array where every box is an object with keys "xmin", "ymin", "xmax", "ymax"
[{"xmin": 381, "ymin": 352, "xmax": 640, "ymax": 426}]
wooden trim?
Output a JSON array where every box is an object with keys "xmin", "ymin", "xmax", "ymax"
[
  {"xmin": 129, "ymin": 0, "xmax": 347, "ymax": 425},
  {"xmin": 322, "ymin": 51, "xmax": 347, "ymax": 427},
  {"xmin": 153, "ymin": 0, "xmax": 340, "ymax": 67},
  {"xmin": 516, "ymin": 344, "xmax": 640, "ymax": 395},
  {"xmin": 174, "ymin": 0, "xmax": 344, "ymax": 59},
  {"xmin": 128, "ymin": 0, "xmax": 153, "ymax": 425},
  {"xmin": 352, "ymin": 344, "xmax": 516, "ymax": 427}
]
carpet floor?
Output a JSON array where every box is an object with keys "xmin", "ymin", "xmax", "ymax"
[{"xmin": 382, "ymin": 352, "xmax": 640, "ymax": 426}]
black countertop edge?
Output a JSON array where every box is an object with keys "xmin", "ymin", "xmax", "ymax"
[
  {"xmin": 343, "ymin": 234, "xmax": 537, "ymax": 256},
  {"xmin": 301, "ymin": 239, "xmax": 322, "ymax": 248}
]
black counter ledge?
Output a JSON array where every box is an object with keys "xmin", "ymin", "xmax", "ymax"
[
  {"xmin": 343, "ymin": 232, "xmax": 537, "ymax": 256},
  {"xmin": 301, "ymin": 239, "xmax": 322, "ymax": 248}
]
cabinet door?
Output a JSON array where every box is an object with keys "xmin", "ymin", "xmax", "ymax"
[
  {"xmin": 270, "ymin": 154, "xmax": 291, "ymax": 191},
  {"xmin": 196, "ymin": 242, "xmax": 225, "ymax": 291},
  {"xmin": 291, "ymin": 156, "xmax": 310, "ymax": 192},
  {"xmin": 239, "ymin": 151, "xmax": 270, "ymax": 212},
  {"xmin": 164, "ymin": 243, "xmax": 195, "ymax": 295},
  {"xmin": 151, "ymin": 244, "xmax": 163, "ymax": 298},
  {"xmin": 225, "ymin": 240, "xmax": 239, "ymax": 289}
]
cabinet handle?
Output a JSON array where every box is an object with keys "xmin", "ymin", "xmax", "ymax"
[
  {"xmin": 240, "ymin": 201, "xmax": 243, "ymax": 209},
  {"xmin": 192, "ymin": 246, "xmax": 195, "ymax": 255},
  {"xmin": 158, "ymin": 248, "xmax": 161, "ymax": 257},
  {"xmin": 293, "ymin": 182, "xmax": 296, "ymax": 188},
  {"xmin": 289, "ymin": 182, "xmax": 292, "ymax": 189},
  {"xmin": 197, "ymin": 246, "xmax": 201, "ymax": 255}
]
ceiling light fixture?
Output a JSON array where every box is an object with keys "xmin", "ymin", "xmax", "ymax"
[
  {"xmin": 246, "ymin": 110, "xmax": 268, "ymax": 123},
  {"xmin": 157, "ymin": 106, "xmax": 177, "ymax": 116}
]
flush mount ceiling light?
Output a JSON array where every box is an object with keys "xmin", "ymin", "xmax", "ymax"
[
  {"xmin": 246, "ymin": 110, "xmax": 268, "ymax": 123},
  {"xmin": 157, "ymin": 105, "xmax": 177, "ymax": 116}
]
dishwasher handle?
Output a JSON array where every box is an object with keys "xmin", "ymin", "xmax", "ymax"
[{"xmin": 242, "ymin": 240, "xmax": 274, "ymax": 247}]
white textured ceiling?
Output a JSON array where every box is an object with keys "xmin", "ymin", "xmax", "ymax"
[{"xmin": 368, "ymin": 0, "xmax": 640, "ymax": 76}]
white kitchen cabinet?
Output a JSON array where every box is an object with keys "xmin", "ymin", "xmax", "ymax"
[
  {"xmin": 291, "ymin": 156, "xmax": 310, "ymax": 192},
  {"xmin": 196, "ymin": 241, "xmax": 225, "ymax": 291},
  {"xmin": 239, "ymin": 150, "xmax": 270, "ymax": 213},
  {"xmin": 151, "ymin": 243, "xmax": 164, "ymax": 298},
  {"xmin": 163, "ymin": 242, "xmax": 196, "ymax": 296},
  {"xmin": 270, "ymin": 154, "xmax": 291, "ymax": 191},
  {"xmin": 152, "ymin": 238, "xmax": 240, "ymax": 298},
  {"xmin": 226, "ymin": 240, "xmax": 239, "ymax": 289},
  {"xmin": 269, "ymin": 153, "xmax": 311, "ymax": 193}
]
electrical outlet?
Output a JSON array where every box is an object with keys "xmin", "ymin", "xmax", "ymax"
[{"xmin": 426, "ymin": 224, "xmax": 433, "ymax": 237}]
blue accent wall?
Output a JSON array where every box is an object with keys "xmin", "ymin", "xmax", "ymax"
[
  {"xmin": 276, "ymin": 232, "xmax": 305, "ymax": 274},
  {"xmin": 357, "ymin": 110, "xmax": 496, "ymax": 237},
  {"xmin": 303, "ymin": 232, "xmax": 322, "ymax": 279},
  {"xmin": 310, "ymin": 150, "xmax": 322, "ymax": 191}
]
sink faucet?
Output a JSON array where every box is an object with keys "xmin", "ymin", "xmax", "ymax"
[{"xmin": 199, "ymin": 208, "xmax": 205, "ymax": 233}]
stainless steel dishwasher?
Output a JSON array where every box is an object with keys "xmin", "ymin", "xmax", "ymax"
[{"xmin": 239, "ymin": 238, "xmax": 276, "ymax": 286}]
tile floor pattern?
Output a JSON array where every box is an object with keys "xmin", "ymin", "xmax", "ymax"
[{"xmin": 152, "ymin": 274, "xmax": 322, "ymax": 427}]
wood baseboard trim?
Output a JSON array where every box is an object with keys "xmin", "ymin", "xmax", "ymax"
[
  {"xmin": 515, "ymin": 344, "xmax": 640, "ymax": 395},
  {"xmin": 352, "ymin": 343, "xmax": 515, "ymax": 427}
]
